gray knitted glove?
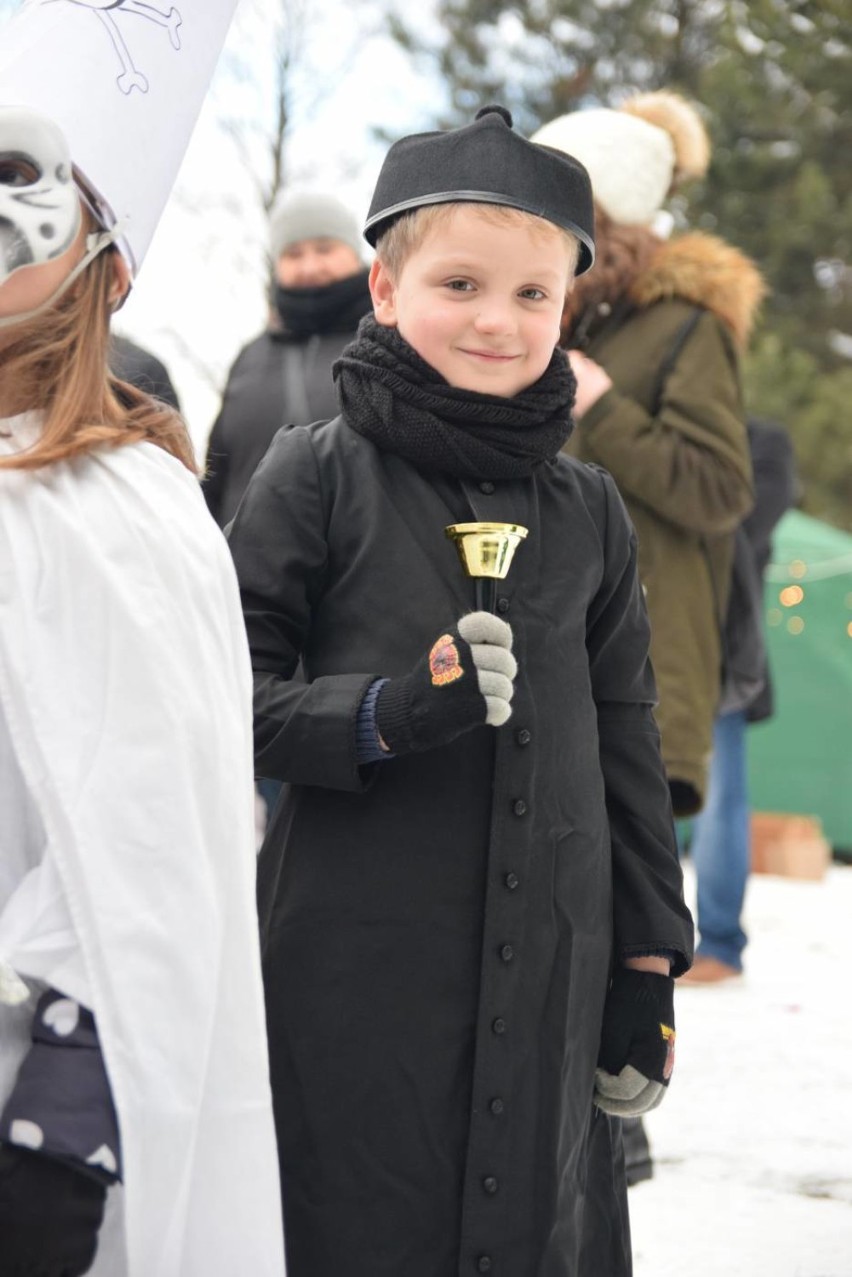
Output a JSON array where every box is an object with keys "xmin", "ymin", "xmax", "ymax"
[
  {"xmin": 376, "ymin": 612, "xmax": 517, "ymax": 755},
  {"xmin": 457, "ymin": 612, "xmax": 516, "ymax": 726},
  {"xmin": 593, "ymin": 970, "xmax": 676, "ymax": 1117}
]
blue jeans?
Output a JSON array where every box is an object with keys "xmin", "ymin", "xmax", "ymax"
[{"xmin": 688, "ymin": 709, "xmax": 749, "ymax": 970}]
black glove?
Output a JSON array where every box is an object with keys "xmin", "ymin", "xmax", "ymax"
[
  {"xmin": 0, "ymin": 1143, "xmax": 107, "ymax": 1277},
  {"xmin": 593, "ymin": 968, "xmax": 676, "ymax": 1116},
  {"xmin": 376, "ymin": 612, "xmax": 516, "ymax": 755}
]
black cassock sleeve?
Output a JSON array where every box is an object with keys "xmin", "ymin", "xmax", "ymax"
[
  {"xmin": 585, "ymin": 468, "xmax": 694, "ymax": 976},
  {"xmin": 226, "ymin": 426, "xmax": 378, "ymax": 793}
]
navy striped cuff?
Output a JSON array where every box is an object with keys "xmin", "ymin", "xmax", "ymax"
[{"xmin": 356, "ymin": 678, "xmax": 393, "ymax": 764}]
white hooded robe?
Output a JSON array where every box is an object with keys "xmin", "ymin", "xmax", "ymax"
[{"xmin": 0, "ymin": 416, "xmax": 285, "ymax": 1276}]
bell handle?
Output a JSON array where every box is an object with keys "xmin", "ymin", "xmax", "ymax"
[{"xmin": 475, "ymin": 578, "xmax": 498, "ymax": 615}]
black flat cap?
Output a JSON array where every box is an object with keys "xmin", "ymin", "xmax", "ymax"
[{"xmin": 364, "ymin": 105, "xmax": 595, "ymax": 274}]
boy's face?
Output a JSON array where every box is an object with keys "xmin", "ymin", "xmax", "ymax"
[{"xmin": 370, "ymin": 205, "xmax": 571, "ymax": 397}]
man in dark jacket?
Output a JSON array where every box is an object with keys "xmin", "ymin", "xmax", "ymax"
[
  {"xmin": 227, "ymin": 107, "xmax": 693, "ymax": 1277},
  {"xmin": 201, "ymin": 190, "xmax": 372, "ymax": 528},
  {"xmin": 110, "ymin": 333, "xmax": 181, "ymax": 412}
]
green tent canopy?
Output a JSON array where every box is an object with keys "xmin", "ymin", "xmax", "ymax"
[{"xmin": 748, "ymin": 510, "xmax": 852, "ymax": 850}]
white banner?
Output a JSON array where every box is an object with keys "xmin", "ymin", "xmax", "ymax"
[{"xmin": 0, "ymin": 0, "xmax": 239, "ymax": 273}]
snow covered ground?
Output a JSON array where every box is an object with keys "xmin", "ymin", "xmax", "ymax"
[{"xmin": 630, "ymin": 862, "xmax": 852, "ymax": 1277}]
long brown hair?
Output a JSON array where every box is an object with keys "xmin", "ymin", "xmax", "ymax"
[
  {"xmin": 561, "ymin": 205, "xmax": 662, "ymax": 343},
  {"xmin": 0, "ymin": 239, "xmax": 196, "ymax": 473}
]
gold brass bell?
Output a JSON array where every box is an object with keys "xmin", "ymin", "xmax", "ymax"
[{"xmin": 445, "ymin": 522, "xmax": 529, "ymax": 613}]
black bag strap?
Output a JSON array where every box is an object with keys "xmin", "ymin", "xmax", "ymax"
[{"xmin": 649, "ymin": 307, "xmax": 703, "ymax": 416}]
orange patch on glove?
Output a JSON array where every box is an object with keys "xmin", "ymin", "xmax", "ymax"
[
  {"xmin": 661, "ymin": 1023, "xmax": 676, "ymax": 1080},
  {"xmin": 429, "ymin": 634, "xmax": 464, "ymax": 686}
]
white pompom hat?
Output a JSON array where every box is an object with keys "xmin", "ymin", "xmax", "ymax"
[{"xmin": 531, "ymin": 92, "xmax": 710, "ymax": 227}]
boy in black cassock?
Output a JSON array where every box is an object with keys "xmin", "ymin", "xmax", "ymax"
[{"xmin": 227, "ymin": 106, "xmax": 694, "ymax": 1277}]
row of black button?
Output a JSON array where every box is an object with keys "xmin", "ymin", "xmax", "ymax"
[
  {"xmin": 475, "ymin": 681, "xmax": 530, "ymax": 1277},
  {"xmin": 482, "ymin": 929, "xmax": 512, "ymax": 1224}
]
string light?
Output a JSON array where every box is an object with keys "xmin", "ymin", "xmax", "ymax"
[
  {"xmin": 763, "ymin": 520, "xmax": 852, "ymax": 653},
  {"xmin": 766, "ymin": 553, "xmax": 852, "ymax": 584}
]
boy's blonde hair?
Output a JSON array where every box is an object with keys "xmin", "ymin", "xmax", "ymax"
[
  {"xmin": 0, "ymin": 213, "xmax": 195, "ymax": 474},
  {"xmin": 376, "ymin": 203, "xmax": 580, "ymax": 285}
]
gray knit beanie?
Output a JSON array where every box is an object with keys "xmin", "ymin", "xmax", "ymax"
[{"xmin": 269, "ymin": 190, "xmax": 363, "ymax": 260}]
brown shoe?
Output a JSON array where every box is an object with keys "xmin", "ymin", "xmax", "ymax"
[{"xmin": 678, "ymin": 956, "xmax": 742, "ymax": 986}]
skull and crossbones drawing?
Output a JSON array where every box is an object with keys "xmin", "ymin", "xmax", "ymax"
[{"xmin": 39, "ymin": 1, "xmax": 183, "ymax": 95}]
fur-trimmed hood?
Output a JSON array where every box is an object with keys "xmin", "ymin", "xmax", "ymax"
[{"xmin": 630, "ymin": 231, "xmax": 766, "ymax": 348}]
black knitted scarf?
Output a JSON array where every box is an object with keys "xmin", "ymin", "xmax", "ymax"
[
  {"xmin": 333, "ymin": 315, "xmax": 576, "ymax": 480},
  {"xmin": 274, "ymin": 269, "xmax": 371, "ymax": 339}
]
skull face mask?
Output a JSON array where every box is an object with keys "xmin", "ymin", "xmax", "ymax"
[{"xmin": 0, "ymin": 106, "xmax": 81, "ymax": 287}]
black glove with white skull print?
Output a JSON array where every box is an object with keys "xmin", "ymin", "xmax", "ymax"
[
  {"xmin": 376, "ymin": 612, "xmax": 516, "ymax": 755},
  {"xmin": 593, "ymin": 969, "xmax": 676, "ymax": 1117}
]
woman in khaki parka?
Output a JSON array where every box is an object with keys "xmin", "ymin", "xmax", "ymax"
[{"xmin": 534, "ymin": 93, "xmax": 765, "ymax": 819}]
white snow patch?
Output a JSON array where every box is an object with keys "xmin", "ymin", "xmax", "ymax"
[{"xmin": 630, "ymin": 864, "xmax": 852, "ymax": 1277}]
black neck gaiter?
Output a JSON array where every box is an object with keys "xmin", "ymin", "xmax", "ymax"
[
  {"xmin": 333, "ymin": 315, "xmax": 576, "ymax": 481},
  {"xmin": 274, "ymin": 269, "xmax": 371, "ymax": 339}
]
